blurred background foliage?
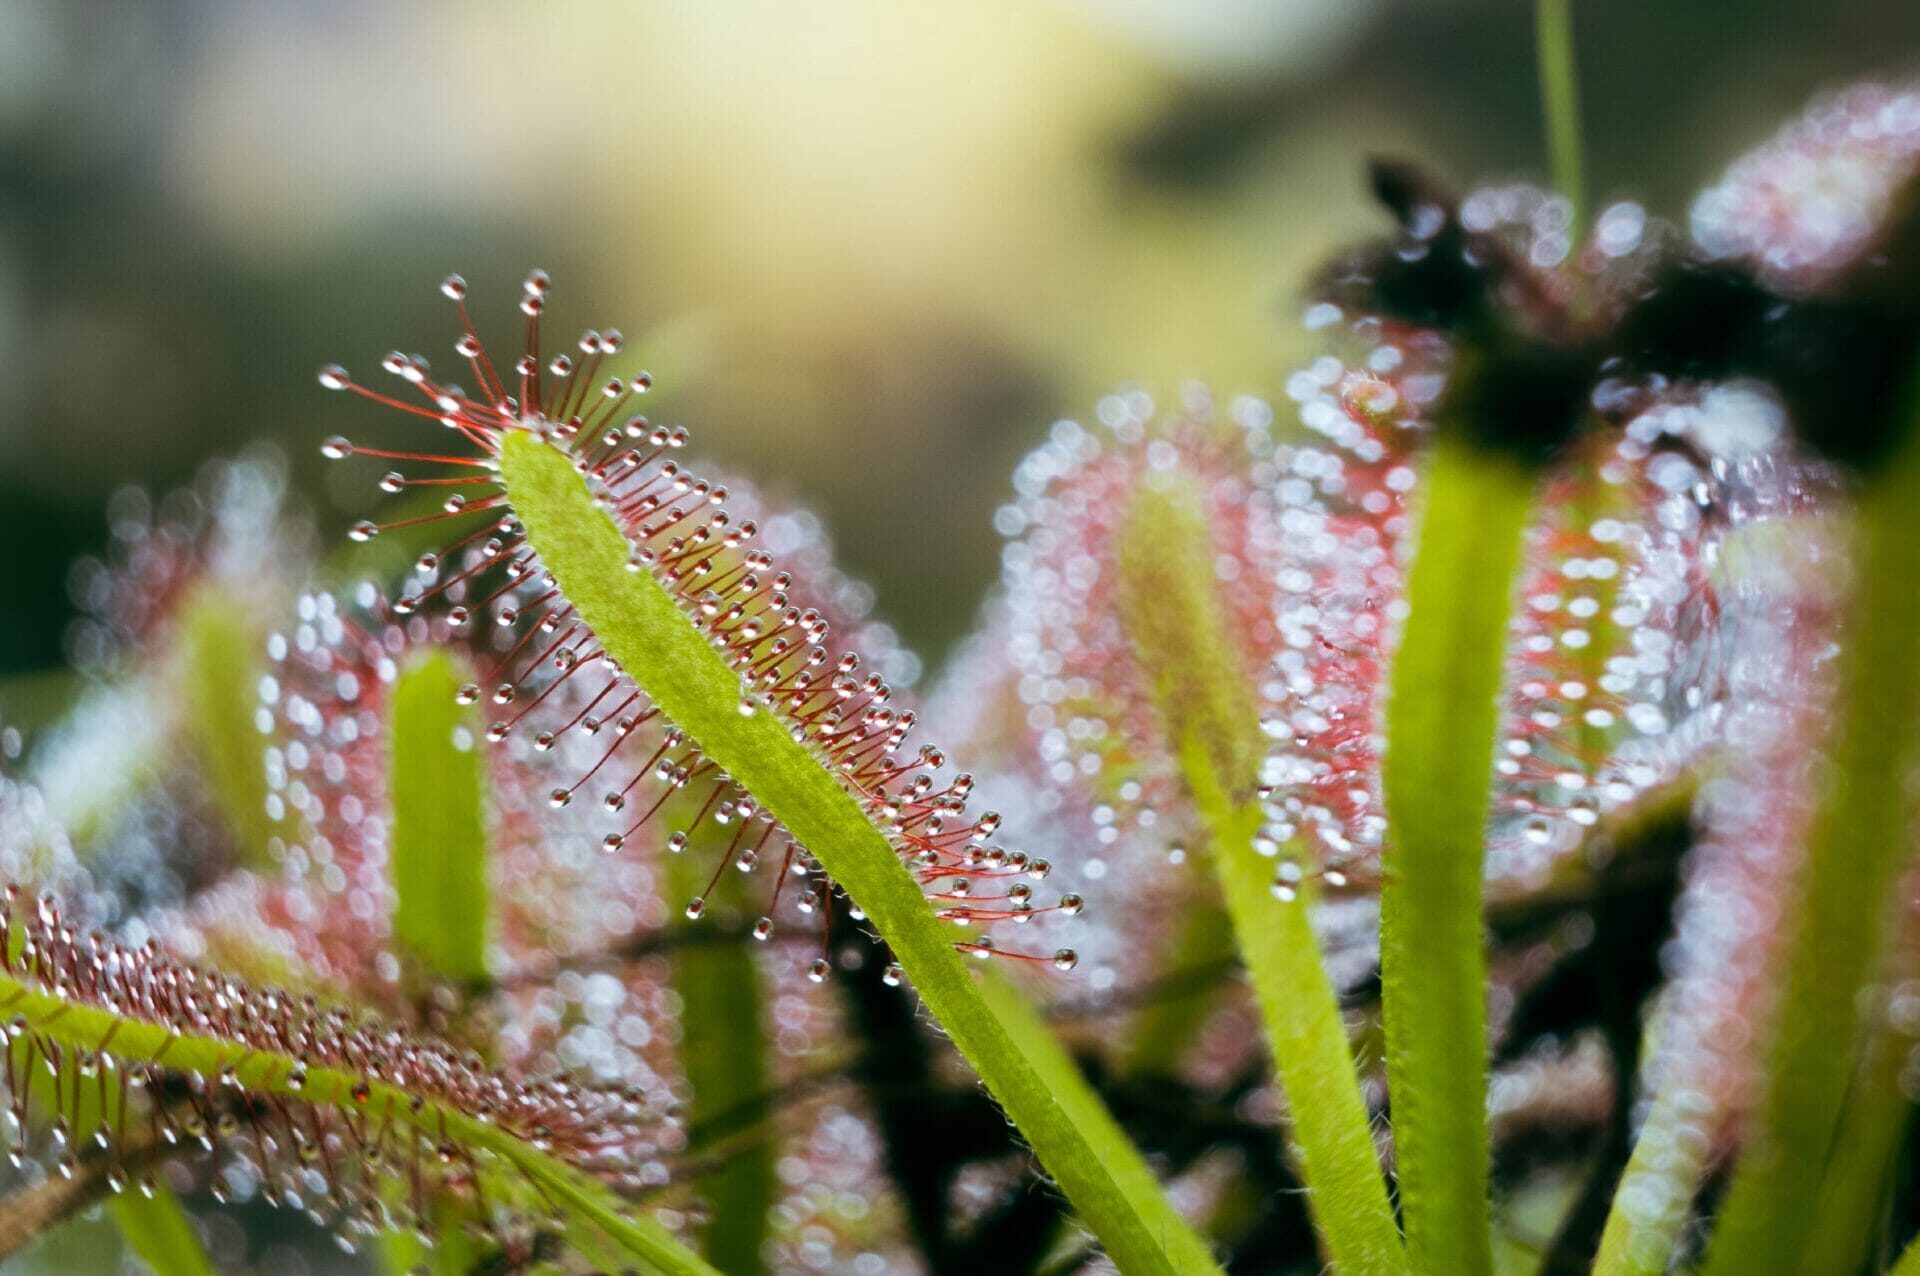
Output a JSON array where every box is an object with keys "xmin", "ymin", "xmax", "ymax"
[{"xmin": 1, "ymin": 0, "xmax": 1917, "ymax": 688}]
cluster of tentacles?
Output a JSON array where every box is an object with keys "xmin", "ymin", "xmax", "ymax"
[
  {"xmin": 0, "ymin": 884, "xmax": 665, "ymax": 1252},
  {"xmin": 318, "ymin": 272, "xmax": 1079, "ymax": 966}
]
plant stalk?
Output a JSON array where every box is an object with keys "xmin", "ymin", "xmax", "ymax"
[
  {"xmin": 499, "ymin": 430, "xmax": 1222, "ymax": 1276},
  {"xmin": 1535, "ymin": 0, "xmax": 1587, "ymax": 243},
  {"xmin": 1379, "ymin": 432, "xmax": 1536, "ymax": 1276},
  {"xmin": 1115, "ymin": 475, "xmax": 1407, "ymax": 1275}
]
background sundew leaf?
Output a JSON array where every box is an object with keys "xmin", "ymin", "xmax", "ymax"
[
  {"xmin": 1108, "ymin": 467, "xmax": 1246, "ymax": 1082},
  {"xmin": 1590, "ymin": 515, "xmax": 1836, "ymax": 1276},
  {"xmin": 2, "ymin": 977, "xmax": 220, "ymax": 1276},
  {"xmin": 177, "ymin": 588, "xmax": 277, "ymax": 868},
  {"xmin": 668, "ymin": 847, "xmax": 774, "ymax": 1274},
  {"xmin": 382, "ymin": 650, "xmax": 492, "ymax": 1273},
  {"xmin": 389, "ymin": 650, "xmax": 490, "ymax": 987},
  {"xmin": 1701, "ymin": 380, "xmax": 1920, "ymax": 1275},
  {"xmin": 1379, "ymin": 431, "xmax": 1538, "ymax": 1276},
  {"xmin": 1115, "ymin": 473, "xmax": 1406, "ymax": 1276},
  {"xmin": 108, "ymin": 1190, "xmax": 217, "ymax": 1276},
  {"xmin": 496, "ymin": 428, "xmax": 1223, "ymax": 1276},
  {"xmin": 0, "ymin": 902, "xmax": 721, "ymax": 1276}
]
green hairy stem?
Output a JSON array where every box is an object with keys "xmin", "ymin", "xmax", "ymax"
[
  {"xmin": 498, "ymin": 429, "xmax": 1221, "ymax": 1276},
  {"xmin": 1114, "ymin": 474, "xmax": 1407, "ymax": 1275},
  {"xmin": 1379, "ymin": 433, "xmax": 1536, "ymax": 1276}
]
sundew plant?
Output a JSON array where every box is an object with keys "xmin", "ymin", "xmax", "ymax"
[{"xmin": 5, "ymin": 10, "xmax": 1920, "ymax": 1276}]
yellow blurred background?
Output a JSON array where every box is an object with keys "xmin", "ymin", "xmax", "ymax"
[{"xmin": 3, "ymin": 0, "xmax": 1916, "ymax": 679}]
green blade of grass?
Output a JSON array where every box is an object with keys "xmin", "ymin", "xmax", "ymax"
[
  {"xmin": 1700, "ymin": 379, "xmax": 1920, "ymax": 1276},
  {"xmin": 498, "ymin": 429, "xmax": 1221, "ymax": 1276},
  {"xmin": 1112, "ymin": 475, "xmax": 1406, "ymax": 1274},
  {"xmin": 1379, "ymin": 433, "xmax": 1537, "ymax": 1276},
  {"xmin": 389, "ymin": 650, "xmax": 490, "ymax": 987}
]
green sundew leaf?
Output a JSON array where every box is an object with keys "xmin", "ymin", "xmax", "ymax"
[
  {"xmin": 110, "ymin": 1190, "xmax": 216, "ymax": 1276},
  {"xmin": 1700, "ymin": 379, "xmax": 1920, "ymax": 1276},
  {"xmin": 1590, "ymin": 1018, "xmax": 1710, "ymax": 1276},
  {"xmin": 177, "ymin": 589, "xmax": 277, "ymax": 868},
  {"xmin": 973, "ymin": 967, "xmax": 1217, "ymax": 1250},
  {"xmin": 6, "ymin": 998, "xmax": 220, "ymax": 1276},
  {"xmin": 1380, "ymin": 432, "xmax": 1537, "ymax": 1276},
  {"xmin": 385, "ymin": 653, "xmax": 491, "ymax": 1274},
  {"xmin": 498, "ymin": 430, "xmax": 1221, "ymax": 1276},
  {"xmin": 390, "ymin": 651, "xmax": 490, "ymax": 987},
  {"xmin": 670, "ymin": 859, "xmax": 773, "ymax": 1274},
  {"xmin": 0, "ymin": 967, "xmax": 721, "ymax": 1276},
  {"xmin": 1114, "ymin": 476, "xmax": 1407, "ymax": 1275}
]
